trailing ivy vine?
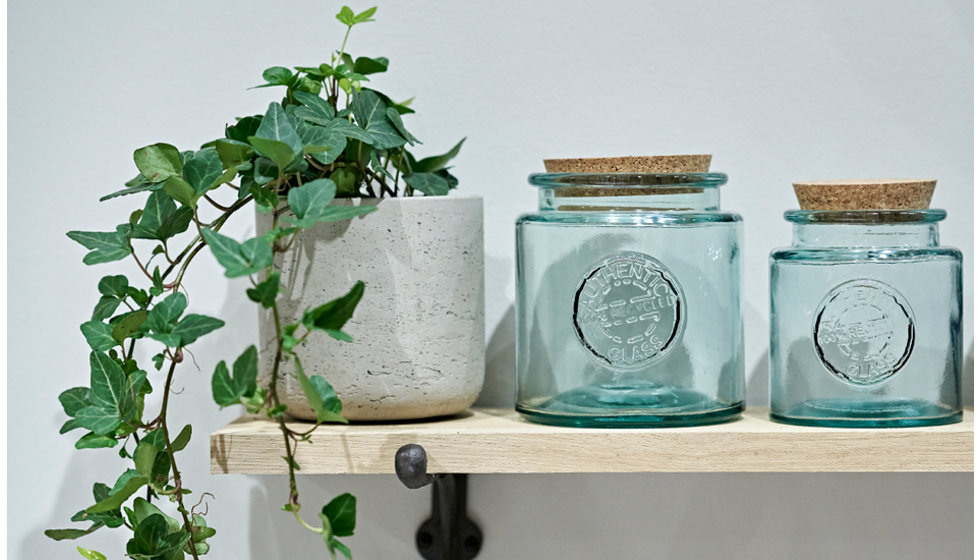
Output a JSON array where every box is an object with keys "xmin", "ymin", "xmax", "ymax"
[{"xmin": 48, "ymin": 6, "xmax": 464, "ymax": 559}]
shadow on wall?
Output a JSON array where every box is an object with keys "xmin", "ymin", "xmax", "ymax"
[
  {"xmin": 476, "ymin": 253, "xmax": 517, "ymax": 408},
  {"xmin": 247, "ymin": 474, "xmax": 430, "ymax": 559},
  {"xmin": 477, "ymin": 304, "xmax": 516, "ymax": 408}
]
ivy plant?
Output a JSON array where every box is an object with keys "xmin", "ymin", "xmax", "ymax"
[{"xmin": 48, "ymin": 6, "xmax": 463, "ymax": 559}]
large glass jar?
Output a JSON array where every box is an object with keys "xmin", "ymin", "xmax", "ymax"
[
  {"xmin": 515, "ymin": 168, "xmax": 745, "ymax": 427},
  {"xmin": 770, "ymin": 181, "xmax": 963, "ymax": 427}
]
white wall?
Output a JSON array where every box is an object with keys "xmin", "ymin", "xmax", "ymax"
[{"xmin": 8, "ymin": 1, "xmax": 973, "ymax": 558}]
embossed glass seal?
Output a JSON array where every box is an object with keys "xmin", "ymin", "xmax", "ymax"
[
  {"xmin": 573, "ymin": 251, "xmax": 685, "ymax": 369},
  {"xmin": 812, "ymin": 279, "xmax": 915, "ymax": 385}
]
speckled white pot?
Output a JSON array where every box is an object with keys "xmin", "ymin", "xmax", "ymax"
[{"xmin": 257, "ymin": 196, "xmax": 485, "ymax": 421}]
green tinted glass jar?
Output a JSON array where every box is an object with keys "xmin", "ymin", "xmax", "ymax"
[
  {"xmin": 516, "ymin": 162, "xmax": 745, "ymax": 428},
  {"xmin": 769, "ymin": 180, "xmax": 963, "ymax": 427}
]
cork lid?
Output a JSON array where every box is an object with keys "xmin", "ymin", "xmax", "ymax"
[
  {"xmin": 543, "ymin": 154, "xmax": 711, "ymax": 174},
  {"xmin": 793, "ymin": 178, "xmax": 936, "ymax": 210}
]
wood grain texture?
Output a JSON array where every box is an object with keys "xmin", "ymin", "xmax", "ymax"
[{"xmin": 211, "ymin": 407, "xmax": 973, "ymax": 475}]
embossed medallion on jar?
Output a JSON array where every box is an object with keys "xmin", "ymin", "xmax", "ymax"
[
  {"xmin": 573, "ymin": 251, "xmax": 685, "ymax": 369},
  {"xmin": 813, "ymin": 279, "xmax": 915, "ymax": 385}
]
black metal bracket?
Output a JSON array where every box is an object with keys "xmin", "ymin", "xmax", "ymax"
[{"xmin": 395, "ymin": 444, "xmax": 482, "ymax": 560}]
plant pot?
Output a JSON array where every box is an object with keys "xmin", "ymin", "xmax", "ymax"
[{"xmin": 257, "ymin": 196, "xmax": 485, "ymax": 421}]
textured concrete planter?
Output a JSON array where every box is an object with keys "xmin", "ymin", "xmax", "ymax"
[{"xmin": 257, "ymin": 196, "xmax": 485, "ymax": 421}]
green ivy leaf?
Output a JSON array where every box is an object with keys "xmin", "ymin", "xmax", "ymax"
[
  {"xmin": 324, "ymin": 117, "xmax": 374, "ymax": 144},
  {"xmin": 184, "ymin": 148, "xmax": 224, "ymax": 195},
  {"xmin": 75, "ymin": 546, "xmax": 107, "ymax": 560},
  {"xmin": 323, "ymin": 493, "xmax": 356, "ymax": 537},
  {"xmin": 413, "ymin": 138, "xmax": 465, "ymax": 173},
  {"xmin": 44, "ymin": 526, "xmax": 102, "ymax": 541},
  {"xmin": 404, "ymin": 172, "xmax": 451, "ymax": 196},
  {"xmin": 60, "ymin": 418, "xmax": 83, "ymax": 434},
  {"xmin": 171, "ymin": 424, "xmax": 192, "ymax": 452},
  {"xmin": 70, "ymin": 484, "xmax": 126, "ymax": 529},
  {"xmin": 80, "ymin": 320, "xmax": 118, "ymax": 351},
  {"xmin": 132, "ymin": 191, "xmax": 176, "ymax": 240},
  {"xmin": 125, "ymin": 286, "xmax": 151, "ymax": 308},
  {"xmin": 149, "ymin": 267, "xmax": 165, "ymax": 297},
  {"xmin": 261, "ymin": 66, "xmax": 293, "ymax": 86},
  {"xmin": 59, "ymin": 387, "xmax": 91, "ymax": 417},
  {"xmin": 202, "ymin": 228, "xmax": 273, "ymax": 278},
  {"xmin": 133, "ymin": 440, "xmax": 159, "ymax": 479},
  {"xmin": 225, "ymin": 115, "xmax": 262, "ymax": 143},
  {"xmin": 212, "ymin": 346, "xmax": 258, "ymax": 406},
  {"xmin": 285, "ymin": 181, "xmax": 378, "ymax": 228},
  {"xmin": 111, "ymin": 310, "xmax": 148, "ymax": 344},
  {"xmin": 190, "ymin": 514, "xmax": 216, "ymax": 542},
  {"xmin": 292, "ymin": 91, "xmax": 336, "ymax": 125},
  {"xmin": 145, "ymin": 293, "xmax": 187, "ymax": 334},
  {"xmin": 131, "ymin": 497, "xmax": 181, "ymax": 530},
  {"xmin": 298, "ymin": 121, "xmax": 347, "ymax": 165},
  {"xmin": 75, "ymin": 432, "xmax": 118, "ymax": 449},
  {"xmin": 385, "ymin": 107, "xmax": 419, "ymax": 145},
  {"xmin": 66, "ymin": 230, "xmax": 132, "ymax": 265},
  {"xmin": 162, "ymin": 176, "xmax": 197, "ymax": 208},
  {"xmin": 294, "ymin": 75, "xmax": 322, "ymax": 94},
  {"xmin": 171, "ymin": 314, "xmax": 225, "ymax": 346},
  {"xmin": 294, "ymin": 357, "xmax": 346, "ymax": 424},
  {"xmin": 92, "ymin": 296, "xmax": 121, "ymax": 321},
  {"xmin": 89, "ymin": 351, "xmax": 135, "ymax": 422},
  {"xmin": 303, "ymin": 281, "xmax": 364, "ymax": 337},
  {"xmin": 250, "ymin": 102, "xmax": 303, "ymax": 160},
  {"xmin": 98, "ymin": 275, "xmax": 129, "ymax": 297},
  {"xmin": 133, "ymin": 143, "xmax": 182, "ymax": 182},
  {"xmin": 248, "ymin": 137, "xmax": 297, "ymax": 175},
  {"xmin": 247, "ymin": 271, "xmax": 280, "ymax": 309},
  {"xmin": 332, "ymin": 539, "xmax": 352, "ymax": 560},
  {"xmin": 215, "ymin": 139, "xmax": 254, "ymax": 170},
  {"xmin": 87, "ymin": 470, "xmax": 148, "ymax": 513},
  {"xmin": 353, "ymin": 56, "xmax": 387, "ymax": 75},
  {"xmin": 286, "ymin": 178, "xmax": 336, "ymax": 226},
  {"xmin": 211, "ymin": 361, "xmax": 238, "ymax": 407},
  {"xmin": 250, "ymin": 184, "xmax": 279, "ymax": 213},
  {"xmin": 353, "ymin": 6, "xmax": 377, "ymax": 23},
  {"xmin": 75, "ymin": 405, "xmax": 121, "ymax": 436},
  {"xmin": 233, "ymin": 346, "xmax": 259, "ymax": 398},
  {"xmin": 336, "ymin": 5, "xmax": 355, "ymax": 25},
  {"xmin": 351, "ymin": 89, "xmax": 406, "ymax": 149},
  {"xmin": 126, "ymin": 514, "xmax": 190, "ymax": 558},
  {"xmin": 324, "ymin": 170, "xmax": 354, "ymax": 198}
]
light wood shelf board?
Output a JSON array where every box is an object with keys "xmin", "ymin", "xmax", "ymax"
[{"xmin": 210, "ymin": 407, "xmax": 973, "ymax": 475}]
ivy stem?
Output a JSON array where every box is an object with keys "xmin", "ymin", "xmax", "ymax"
[
  {"xmin": 268, "ymin": 302, "xmax": 300, "ymax": 505},
  {"xmin": 393, "ymin": 149, "xmax": 405, "ymax": 194},
  {"xmin": 130, "ymin": 249, "xmax": 156, "ymax": 283},
  {"xmin": 336, "ymin": 25, "xmax": 353, "ymax": 66},
  {"xmin": 292, "ymin": 509, "xmax": 321, "ymax": 533},
  {"xmin": 160, "ymin": 356, "xmax": 201, "ymax": 560},
  {"xmin": 203, "ymin": 194, "xmax": 231, "ymax": 211}
]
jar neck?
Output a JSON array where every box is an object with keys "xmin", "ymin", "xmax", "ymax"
[
  {"xmin": 791, "ymin": 222, "xmax": 940, "ymax": 248},
  {"xmin": 539, "ymin": 187, "xmax": 720, "ymax": 211},
  {"xmin": 528, "ymin": 172, "xmax": 728, "ymax": 212}
]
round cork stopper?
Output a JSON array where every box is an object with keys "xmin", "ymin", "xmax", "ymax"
[
  {"xmin": 792, "ymin": 179, "xmax": 936, "ymax": 210},
  {"xmin": 543, "ymin": 154, "xmax": 711, "ymax": 174}
]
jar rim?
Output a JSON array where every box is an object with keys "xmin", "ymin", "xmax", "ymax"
[
  {"xmin": 784, "ymin": 209, "xmax": 947, "ymax": 224},
  {"xmin": 528, "ymin": 172, "xmax": 728, "ymax": 189}
]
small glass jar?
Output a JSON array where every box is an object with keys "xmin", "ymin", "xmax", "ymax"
[
  {"xmin": 515, "ymin": 169, "xmax": 745, "ymax": 427},
  {"xmin": 770, "ymin": 190, "xmax": 963, "ymax": 427}
]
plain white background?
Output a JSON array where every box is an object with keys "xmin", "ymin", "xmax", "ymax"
[{"xmin": 8, "ymin": 1, "xmax": 973, "ymax": 558}]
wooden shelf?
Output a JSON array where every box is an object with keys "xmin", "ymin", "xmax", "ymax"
[{"xmin": 210, "ymin": 407, "xmax": 973, "ymax": 475}]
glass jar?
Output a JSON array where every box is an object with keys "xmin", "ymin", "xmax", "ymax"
[
  {"xmin": 515, "ymin": 172, "xmax": 745, "ymax": 427},
  {"xmin": 770, "ymin": 209, "xmax": 963, "ymax": 427}
]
